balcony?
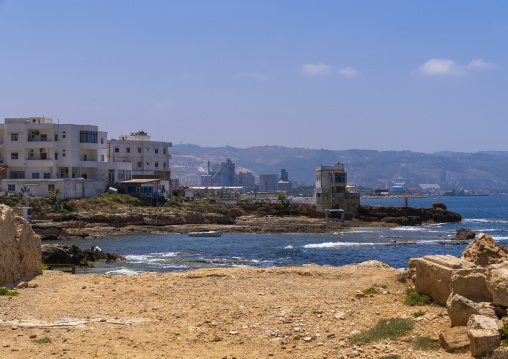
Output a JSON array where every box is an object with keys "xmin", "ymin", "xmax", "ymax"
[{"xmin": 80, "ymin": 160, "xmax": 98, "ymax": 168}]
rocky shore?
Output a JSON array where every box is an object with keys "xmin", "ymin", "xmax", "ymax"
[{"xmin": 30, "ymin": 202, "xmax": 461, "ymax": 240}]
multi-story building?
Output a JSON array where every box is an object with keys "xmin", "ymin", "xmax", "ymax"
[
  {"xmin": 315, "ymin": 162, "xmax": 360, "ymax": 218},
  {"xmin": 0, "ymin": 117, "xmax": 131, "ymax": 198},
  {"xmin": 258, "ymin": 174, "xmax": 278, "ymax": 192},
  {"xmin": 107, "ymin": 131, "xmax": 172, "ymax": 180}
]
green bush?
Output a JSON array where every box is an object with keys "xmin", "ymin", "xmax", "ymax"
[
  {"xmin": 362, "ymin": 286, "xmax": 377, "ymax": 295},
  {"xmin": 404, "ymin": 286, "xmax": 431, "ymax": 306},
  {"xmin": 0, "ymin": 287, "xmax": 19, "ymax": 296},
  {"xmin": 502, "ymin": 322, "xmax": 508, "ymax": 346},
  {"xmin": 350, "ymin": 318, "xmax": 414, "ymax": 344},
  {"xmin": 412, "ymin": 310, "xmax": 426, "ymax": 317},
  {"xmin": 34, "ymin": 337, "xmax": 51, "ymax": 344}
]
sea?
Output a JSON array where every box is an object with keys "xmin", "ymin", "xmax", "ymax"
[{"xmin": 45, "ymin": 196, "xmax": 508, "ymax": 275}]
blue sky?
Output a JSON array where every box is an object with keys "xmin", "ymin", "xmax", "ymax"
[{"xmin": 0, "ymin": 1, "xmax": 506, "ymax": 152}]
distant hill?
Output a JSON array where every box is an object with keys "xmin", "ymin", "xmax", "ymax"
[{"xmin": 170, "ymin": 145, "xmax": 508, "ymax": 191}]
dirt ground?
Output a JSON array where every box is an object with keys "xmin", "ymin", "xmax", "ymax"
[{"xmin": 0, "ymin": 262, "xmax": 470, "ymax": 359}]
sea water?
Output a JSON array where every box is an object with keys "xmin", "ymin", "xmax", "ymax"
[{"xmin": 45, "ymin": 196, "xmax": 508, "ymax": 275}]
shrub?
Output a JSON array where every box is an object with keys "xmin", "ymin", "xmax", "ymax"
[
  {"xmin": 412, "ymin": 310, "xmax": 425, "ymax": 317},
  {"xmin": 502, "ymin": 322, "xmax": 508, "ymax": 346},
  {"xmin": 34, "ymin": 337, "xmax": 51, "ymax": 344},
  {"xmin": 0, "ymin": 287, "xmax": 19, "ymax": 296},
  {"xmin": 362, "ymin": 287, "xmax": 377, "ymax": 295},
  {"xmin": 404, "ymin": 286, "xmax": 431, "ymax": 306},
  {"xmin": 350, "ymin": 318, "xmax": 414, "ymax": 344},
  {"xmin": 412, "ymin": 336, "xmax": 440, "ymax": 351}
]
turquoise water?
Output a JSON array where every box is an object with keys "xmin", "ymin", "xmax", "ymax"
[{"xmin": 46, "ymin": 196, "xmax": 508, "ymax": 274}]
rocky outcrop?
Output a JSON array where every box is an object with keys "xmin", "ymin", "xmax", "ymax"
[
  {"xmin": 486, "ymin": 261, "xmax": 508, "ymax": 307},
  {"xmin": 462, "ymin": 233, "xmax": 508, "ymax": 267},
  {"xmin": 358, "ymin": 203, "xmax": 461, "ymax": 225},
  {"xmin": 454, "ymin": 228, "xmax": 476, "ymax": 241},
  {"xmin": 0, "ymin": 205, "xmax": 42, "ymax": 286},
  {"xmin": 41, "ymin": 244, "xmax": 125, "ymax": 267}
]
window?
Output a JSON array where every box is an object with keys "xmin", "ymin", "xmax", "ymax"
[
  {"xmin": 9, "ymin": 171, "xmax": 25, "ymax": 179},
  {"xmin": 81, "ymin": 154, "xmax": 88, "ymax": 161},
  {"xmin": 48, "ymin": 184, "xmax": 55, "ymax": 192},
  {"xmin": 137, "ymin": 148, "xmax": 142, "ymax": 153},
  {"xmin": 10, "ymin": 133, "xmax": 18, "ymax": 141},
  {"xmin": 146, "ymin": 147, "xmax": 149, "ymax": 151},
  {"xmin": 40, "ymin": 153, "xmax": 47, "ymax": 160},
  {"xmin": 114, "ymin": 147, "xmax": 119, "ymax": 153},
  {"xmin": 41, "ymin": 134, "xmax": 47, "ymax": 141},
  {"xmin": 137, "ymin": 162, "xmax": 142, "ymax": 168},
  {"xmin": 55, "ymin": 153, "xmax": 58, "ymax": 160},
  {"xmin": 126, "ymin": 147, "xmax": 130, "ymax": 153},
  {"xmin": 32, "ymin": 173, "xmax": 40, "ymax": 179},
  {"xmin": 54, "ymin": 134, "xmax": 58, "ymax": 141},
  {"xmin": 108, "ymin": 169, "xmax": 115, "ymax": 184},
  {"xmin": 118, "ymin": 170, "xmax": 126, "ymax": 181},
  {"xmin": 163, "ymin": 162, "xmax": 166, "ymax": 168},
  {"xmin": 101, "ymin": 138, "xmax": 104, "ymax": 144},
  {"xmin": 11, "ymin": 152, "xmax": 18, "ymax": 160},
  {"xmin": 8, "ymin": 184, "xmax": 15, "ymax": 192},
  {"xmin": 163, "ymin": 149, "xmax": 167, "ymax": 154},
  {"xmin": 79, "ymin": 131, "xmax": 98, "ymax": 143},
  {"xmin": 155, "ymin": 162, "xmax": 159, "ymax": 168},
  {"xmin": 44, "ymin": 173, "xmax": 51, "ymax": 179},
  {"xmin": 100, "ymin": 154, "xmax": 105, "ymax": 161},
  {"xmin": 126, "ymin": 170, "xmax": 132, "ymax": 180},
  {"xmin": 155, "ymin": 148, "xmax": 159, "ymax": 154},
  {"xmin": 334, "ymin": 173, "xmax": 346, "ymax": 183}
]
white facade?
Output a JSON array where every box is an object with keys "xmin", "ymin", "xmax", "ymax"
[
  {"xmin": 0, "ymin": 117, "xmax": 132, "ymax": 198},
  {"xmin": 107, "ymin": 131, "xmax": 172, "ymax": 180}
]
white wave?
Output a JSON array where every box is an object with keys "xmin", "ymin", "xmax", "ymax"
[
  {"xmin": 390, "ymin": 227, "xmax": 421, "ymax": 232},
  {"xmin": 303, "ymin": 242, "xmax": 376, "ymax": 248},
  {"xmin": 494, "ymin": 236, "xmax": 508, "ymax": 240},
  {"xmin": 125, "ymin": 255, "xmax": 148, "ymax": 261},
  {"xmin": 150, "ymin": 252, "xmax": 178, "ymax": 257},
  {"xmin": 463, "ymin": 219, "xmax": 508, "ymax": 224},
  {"xmin": 106, "ymin": 268, "xmax": 140, "ymax": 275},
  {"xmin": 284, "ymin": 245, "xmax": 294, "ymax": 249}
]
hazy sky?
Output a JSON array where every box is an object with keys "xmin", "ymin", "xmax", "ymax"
[{"xmin": 0, "ymin": 1, "xmax": 506, "ymax": 152}]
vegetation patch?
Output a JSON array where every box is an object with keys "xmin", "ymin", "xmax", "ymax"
[
  {"xmin": 349, "ymin": 318, "xmax": 414, "ymax": 344},
  {"xmin": 404, "ymin": 286, "xmax": 431, "ymax": 306},
  {"xmin": 379, "ymin": 356, "xmax": 400, "ymax": 359},
  {"xmin": 0, "ymin": 288, "xmax": 19, "ymax": 296},
  {"xmin": 412, "ymin": 310, "xmax": 426, "ymax": 317},
  {"xmin": 34, "ymin": 337, "xmax": 51, "ymax": 344},
  {"xmin": 412, "ymin": 336, "xmax": 440, "ymax": 351},
  {"xmin": 375, "ymin": 283, "xmax": 387, "ymax": 289},
  {"xmin": 362, "ymin": 286, "xmax": 377, "ymax": 295},
  {"xmin": 501, "ymin": 322, "xmax": 508, "ymax": 346}
]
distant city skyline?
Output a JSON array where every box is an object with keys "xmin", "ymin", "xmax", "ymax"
[{"xmin": 0, "ymin": 1, "xmax": 506, "ymax": 152}]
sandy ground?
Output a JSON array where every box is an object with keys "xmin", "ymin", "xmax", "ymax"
[{"xmin": 0, "ymin": 263, "xmax": 470, "ymax": 359}]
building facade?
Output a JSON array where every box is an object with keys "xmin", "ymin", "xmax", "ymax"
[
  {"xmin": 258, "ymin": 174, "xmax": 278, "ymax": 192},
  {"xmin": 0, "ymin": 117, "xmax": 131, "ymax": 198},
  {"xmin": 315, "ymin": 162, "xmax": 360, "ymax": 218},
  {"xmin": 107, "ymin": 131, "xmax": 172, "ymax": 181}
]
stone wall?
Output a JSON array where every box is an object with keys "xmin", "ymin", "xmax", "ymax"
[{"xmin": 0, "ymin": 205, "xmax": 42, "ymax": 286}]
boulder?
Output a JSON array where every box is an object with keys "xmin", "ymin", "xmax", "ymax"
[
  {"xmin": 467, "ymin": 315, "xmax": 501, "ymax": 357},
  {"xmin": 439, "ymin": 326, "xmax": 470, "ymax": 352},
  {"xmin": 446, "ymin": 294, "xmax": 497, "ymax": 326},
  {"xmin": 450, "ymin": 271, "xmax": 493, "ymax": 303},
  {"xmin": 433, "ymin": 202, "xmax": 448, "ymax": 210},
  {"xmin": 410, "ymin": 255, "xmax": 481, "ymax": 305},
  {"xmin": 0, "ymin": 205, "xmax": 42, "ymax": 286},
  {"xmin": 41, "ymin": 244, "xmax": 125, "ymax": 267},
  {"xmin": 454, "ymin": 228, "xmax": 476, "ymax": 241},
  {"xmin": 486, "ymin": 261, "xmax": 508, "ymax": 307},
  {"xmin": 462, "ymin": 233, "xmax": 508, "ymax": 267}
]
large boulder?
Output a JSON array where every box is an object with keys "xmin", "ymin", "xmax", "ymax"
[
  {"xmin": 0, "ymin": 205, "xmax": 42, "ymax": 286},
  {"xmin": 439, "ymin": 326, "xmax": 470, "ymax": 352},
  {"xmin": 41, "ymin": 244, "xmax": 125, "ymax": 267},
  {"xmin": 462, "ymin": 233, "xmax": 508, "ymax": 267},
  {"xmin": 409, "ymin": 255, "xmax": 482, "ymax": 306},
  {"xmin": 486, "ymin": 261, "xmax": 508, "ymax": 307},
  {"xmin": 446, "ymin": 294, "xmax": 497, "ymax": 326},
  {"xmin": 467, "ymin": 315, "xmax": 501, "ymax": 357},
  {"xmin": 450, "ymin": 271, "xmax": 493, "ymax": 303}
]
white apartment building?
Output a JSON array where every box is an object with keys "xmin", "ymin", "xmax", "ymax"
[
  {"xmin": 107, "ymin": 131, "xmax": 172, "ymax": 180},
  {"xmin": 0, "ymin": 117, "xmax": 132, "ymax": 198}
]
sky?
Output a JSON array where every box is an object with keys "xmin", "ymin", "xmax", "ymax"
[{"xmin": 0, "ymin": 1, "xmax": 506, "ymax": 152}]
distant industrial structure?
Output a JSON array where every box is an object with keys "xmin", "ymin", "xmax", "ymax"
[{"xmin": 315, "ymin": 162, "xmax": 360, "ymax": 219}]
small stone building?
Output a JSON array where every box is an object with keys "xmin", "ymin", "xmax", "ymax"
[{"xmin": 315, "ymin": 162, "xmax": 360, "ymax": 218}]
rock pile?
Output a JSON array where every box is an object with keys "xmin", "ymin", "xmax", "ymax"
[
  {"xmin": 410, "ymin": 233, "xmax": 508, "ymax": 357},
  {"xmin": 0, "ymin": 205, "xmax": 42, "ymax": 286}
]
